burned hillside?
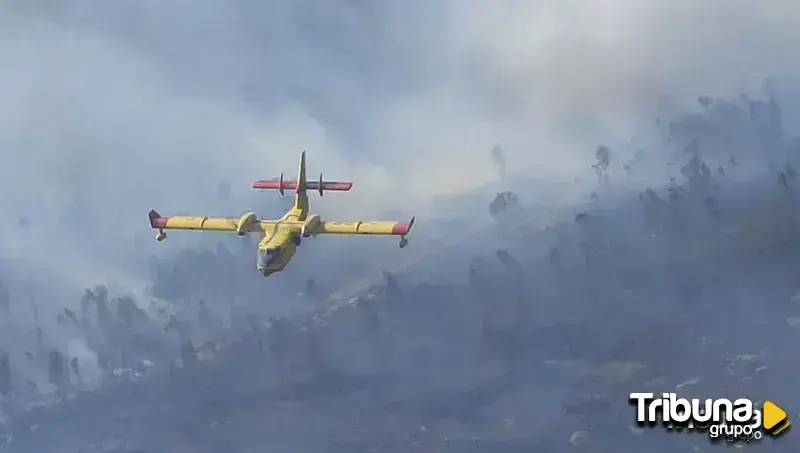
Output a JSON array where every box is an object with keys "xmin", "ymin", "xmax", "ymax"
[{"xmin": 3, "ymin": 91, "xmax": 800, "ymax": 451}]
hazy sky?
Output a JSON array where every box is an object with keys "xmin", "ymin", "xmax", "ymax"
[{"xmin": 1, "ymin": 0, "xmax": 799, "ymax": 293}]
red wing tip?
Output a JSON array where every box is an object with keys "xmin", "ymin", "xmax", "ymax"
[
  {"xmin": 148, "ymin": 209, "xmax": 168, "ymax": 229},
  {"xmin": 392, "ymin": 223, "xmax": 411, "ymax": 235},
  {"xmin": 392, "ymin": 216, "xmax": 415, "ymax": 235},
  {"xmin": 148, "ymin": 209, "xmax": 159, "ymax": 226}
]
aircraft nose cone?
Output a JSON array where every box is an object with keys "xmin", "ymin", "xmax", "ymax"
[{"xmin": 257, "ymin": 265, "xmax": 265, "ymax": 272}]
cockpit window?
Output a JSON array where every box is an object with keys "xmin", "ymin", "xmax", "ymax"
[{"xmin": 257, "ymin": 247, "xmax": 282, "ymax": 268}]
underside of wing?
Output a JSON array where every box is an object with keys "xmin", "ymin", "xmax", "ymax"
[
  {"xmin": 318, "ymin": 220, "xmax": 412, "ymax": 235},
  {"xmin": 157, "ymin": 216, "xmax": 239, "ymax": 231},
  {"xmin": 148, "ymin": 209, "xmax": 278, "ymax": 234}
]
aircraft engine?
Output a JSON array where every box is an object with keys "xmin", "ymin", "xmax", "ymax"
[
  {"xmin": 237, "ymin": 211, "xmax": 258, "ymax": 236},
  {"xmin": 302, "ymin": 213, "xmax": 322, "ymax": 237}
]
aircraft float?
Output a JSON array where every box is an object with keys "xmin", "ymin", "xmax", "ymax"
[{"xmin": 148, "ymin": 151, "xmax": 414, "ymax": 277}]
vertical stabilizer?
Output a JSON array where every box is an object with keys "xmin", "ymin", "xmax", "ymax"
[{"xmin": 293, "ymin": 150, "xmax": 309, "ymax": 216}]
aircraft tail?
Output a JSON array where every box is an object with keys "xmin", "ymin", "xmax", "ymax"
[
  {"xmin": 251, "ymin": 151, "xmax": 354, "ymax": 199},
  {"xmin": 294, "ymin": 150, "xmax": 308, "ymax": 211}
]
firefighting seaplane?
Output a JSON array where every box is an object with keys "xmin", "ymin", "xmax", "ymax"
[{"xmin": 148, "ymin": 151, "xmax": 414, "ymax": 277}]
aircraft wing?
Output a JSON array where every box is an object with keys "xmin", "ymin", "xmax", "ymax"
[
  {"xmin": 148, "ymin": 209, "xmax": 279, "ymax": 234},
  {"xmin": 317, "ymin": 219, "xmax": 413, "ymax": 236}
]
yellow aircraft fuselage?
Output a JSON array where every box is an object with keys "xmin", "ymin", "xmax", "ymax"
[
  {"xmin": 256, "ymin": 209, "xmax": 303, "ymax": 276},
  {"xmin": 148, "ymin": 151, "xmax": 414, "ymax": 277}
]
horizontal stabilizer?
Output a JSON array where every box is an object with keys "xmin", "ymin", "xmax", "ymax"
[
  {"xmin": 252, "ymin": 175, "xmax": 352, "ymax": 195},
  {"xmin": 252, "ymin": 180, "xmax": 353, "ymax": 191}
]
